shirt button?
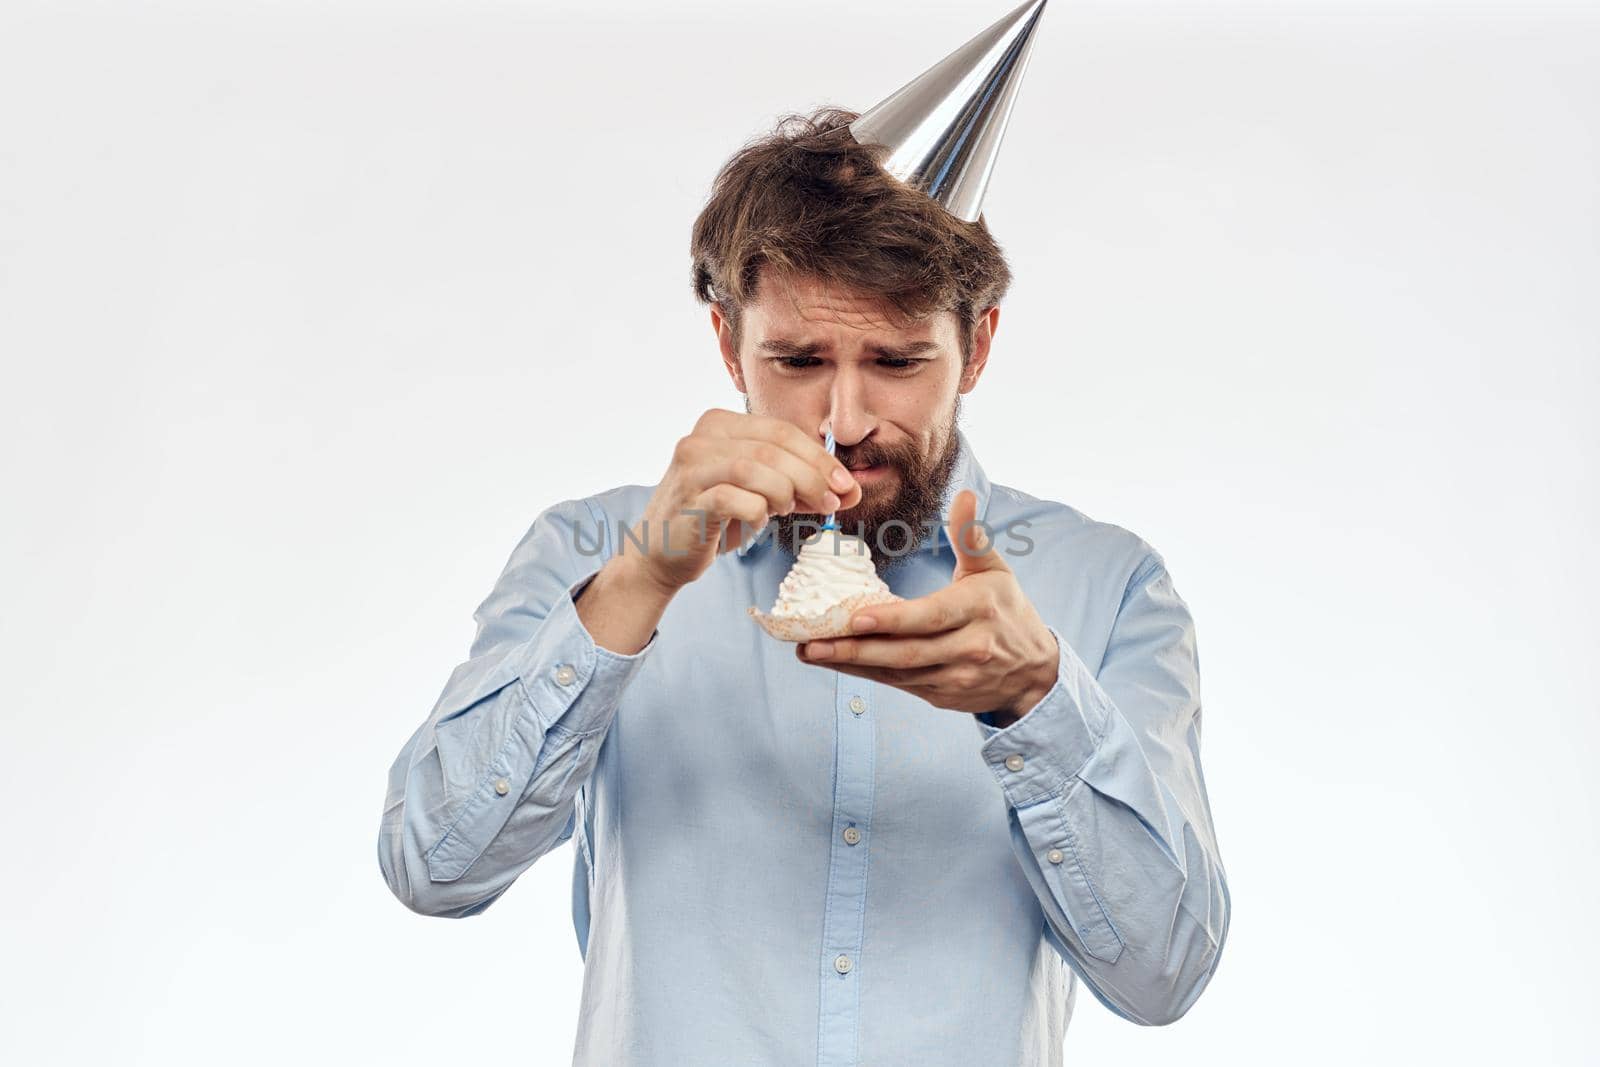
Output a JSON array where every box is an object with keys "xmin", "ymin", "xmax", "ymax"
[
  {"xmin": 554, "ymin": 664, "xmax": 577, "ymax": 686},
  {"xmin": 843, "ymin": 826, "xmax": 861, "ymax": 845},
  {"xmin": 1047, "ymin": 848, "xmax": 1064, "ymax": 864},
  {"xmin": 834, "ymin": 954, "xmax": 853, "ymax": 974},
  {"xmin": 493, "ymin": 778, "xmax": 510, "ymax": 796},
  {"xmin": 1005, "ymin": 753, "xmax": 1025, "ymax": 772},
  {"xmin": 849, "ymin": 695, "xmax": 865, "ymax": 715}
]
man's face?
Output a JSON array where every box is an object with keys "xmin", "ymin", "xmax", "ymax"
[{"xmin": 712, "ymin": 271, "xmax": 994, "ymax": 574}]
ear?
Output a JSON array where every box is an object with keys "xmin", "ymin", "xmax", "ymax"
[
  {"xmin": 959, "ymin": 305, "xmax": 998, "ymax": 393},
  {"xmin": 711, "ymin": 303, "xmax": 746, "ymax": 392}
]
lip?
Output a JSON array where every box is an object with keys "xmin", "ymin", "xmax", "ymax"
[{"xmin": 845, "ymin": 464, "xmax": 891, "ymax": 485}]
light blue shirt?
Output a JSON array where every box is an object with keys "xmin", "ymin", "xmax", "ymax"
[{"xmin": 378, "ymin": 426, "xmax": 1230, "ymax": 1065}]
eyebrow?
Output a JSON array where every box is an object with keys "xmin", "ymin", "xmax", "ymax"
[{"xmin": 756, "ymin": 338, "xmax": 941, "ymax": 358}]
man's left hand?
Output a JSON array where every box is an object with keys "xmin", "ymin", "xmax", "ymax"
[{"xmin": 797, "ymin": 489, "xmax": 1059, "ymax": 723}]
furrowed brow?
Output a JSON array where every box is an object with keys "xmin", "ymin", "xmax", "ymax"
[
  {"xmin": 756, "ymin": 339, "xmax": 826, "ymax": 357},
  {"xmin": 870, "ymin": 340, "xmax": 940, "ymax": 358}
]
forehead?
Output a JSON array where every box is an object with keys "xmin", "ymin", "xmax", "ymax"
[{"xmin": 746, "ymin": 271, "xmax": 949, "ymax": 344}]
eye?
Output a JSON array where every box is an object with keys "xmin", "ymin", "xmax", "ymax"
[
  {"xmin": 879, "ymin": 357, "xmax": 927, "ymax": 372},
  {"xmin": 769, "ymin": 355, "xmax": 928, "ymax": 373}
]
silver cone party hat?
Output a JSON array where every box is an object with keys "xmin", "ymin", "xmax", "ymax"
[{"xmin": 848, "ymin": 0, "xmax": 1049, "ymax": 223}]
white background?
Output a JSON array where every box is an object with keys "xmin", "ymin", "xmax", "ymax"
[{"xmin": 2, "ymin": 0, "xmax": 1596, "ymax": 1063}]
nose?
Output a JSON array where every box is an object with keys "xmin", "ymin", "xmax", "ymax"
[{"xmin": 818, "ymin": 366, "xmax": 876, "ymax": 448}]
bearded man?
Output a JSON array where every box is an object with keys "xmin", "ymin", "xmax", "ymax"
[{"xmin": 379, "ymin": 4, "xmax": 1230, "ymax": 1064}]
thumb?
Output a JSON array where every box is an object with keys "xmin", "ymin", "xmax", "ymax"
[{"xmin": 948, "ymin": 489, "xmax": 1008, "ymax": 576}]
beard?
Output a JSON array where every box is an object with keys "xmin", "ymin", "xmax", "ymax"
[{"xmin": 746, "ymin": 394, "xmax": 965, "ymax": 579}]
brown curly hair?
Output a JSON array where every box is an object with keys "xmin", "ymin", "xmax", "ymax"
[{"xmin": 690, "ymin": 106, "xmax": 1013, "ymax": 365}]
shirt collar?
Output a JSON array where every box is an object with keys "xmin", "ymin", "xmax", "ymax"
[{"xmin": 735, "ymin": 425, "xmax": 992, "ymax": 560}]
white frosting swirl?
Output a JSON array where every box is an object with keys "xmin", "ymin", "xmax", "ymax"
[{"xmin": 768, "ymin": 529, "xmax": 892, "ymax": 618}]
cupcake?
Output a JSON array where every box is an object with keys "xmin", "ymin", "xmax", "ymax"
[{"xmin": 748, "ymin": 526, "xmax": 902, "ymax": 642}]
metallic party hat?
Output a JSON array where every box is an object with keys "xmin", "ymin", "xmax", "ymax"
[{"xmin": 848, "ymin": 0, "xmax": 1049, "ymax": 223}]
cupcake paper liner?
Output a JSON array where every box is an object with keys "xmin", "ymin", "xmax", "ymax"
[{"xmin": 747, "ymin": 588, "xmax": 904, "ymax": 642}]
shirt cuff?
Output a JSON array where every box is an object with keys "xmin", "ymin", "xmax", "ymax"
[
  {"xmin": 511, "ymin": 567, "xmax": 659, "ymax": 739},
  {"xmin": 974, "ymin": 625, "xmax": 1110, "ymax": 809}
]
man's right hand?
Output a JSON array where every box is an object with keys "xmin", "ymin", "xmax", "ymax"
[{"xmin": 616, "ymin": 408, "xmax": 862, "ymax": 596}]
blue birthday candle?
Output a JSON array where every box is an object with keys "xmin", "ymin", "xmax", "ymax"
[{"xmin": 822, "ymin": 428, "xmax": 838, "ymax": 531}]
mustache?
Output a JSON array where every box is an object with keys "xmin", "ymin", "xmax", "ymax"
[{"xmin": 834, "ymin": 449, "xmax": 897, "ymax": 470}]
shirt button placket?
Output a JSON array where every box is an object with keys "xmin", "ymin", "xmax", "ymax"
[{"xmin": 817, "ymin": 687, "xmax": 875, "ymax": 1066}]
